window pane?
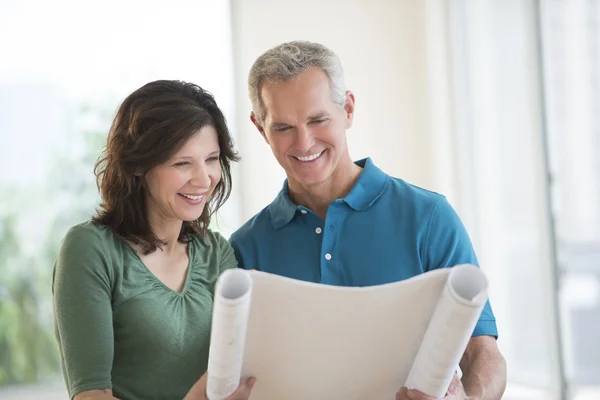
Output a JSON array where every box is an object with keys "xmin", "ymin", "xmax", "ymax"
[
  {"xmin": 540, "ymin": 0, "xmax": 600, "ymax": 398},
  {"xmin": 449, "ymin": 0, "xmax": 564, "ymax": 398},
  {"xmin": 0, "ymin": 1, "xmax": 236, "ymax": 398}
]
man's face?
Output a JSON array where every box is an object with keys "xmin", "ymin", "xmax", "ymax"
[{"xmin": 252, "ymin": 67, "xmax": 354, "ymax": 188}]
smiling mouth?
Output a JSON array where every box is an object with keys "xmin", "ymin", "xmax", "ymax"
[
  {"xmin": 294, "ymin": 150, "xmax": 325, "ymax": 162},
  {"xmin": 179, "ymin": 193, "xmax": 205, "ymax": 201}
]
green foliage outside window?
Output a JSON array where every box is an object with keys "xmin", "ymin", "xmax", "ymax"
[{"xmin": 0, "ymin": 103, "xmax": 110, "ymax": 386}]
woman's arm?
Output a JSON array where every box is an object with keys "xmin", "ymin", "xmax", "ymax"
[{"xmin": 53, "ymin": 225, "xmax": 116, "ymax": 398}]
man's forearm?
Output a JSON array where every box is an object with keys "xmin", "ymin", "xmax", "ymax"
[{"xmin": 461, "ymin": 347, "xmax": 507, "ymax": 400}]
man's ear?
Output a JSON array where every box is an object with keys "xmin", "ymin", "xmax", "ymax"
[
  {"xmin": 250, "ymin": 112, "xmax": 269, "ymax": 144},
  {"xmin": 343, "ymin": 90, "xmax": 356, "ymax": 129}
]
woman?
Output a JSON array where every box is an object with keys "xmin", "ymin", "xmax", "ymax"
[{"xmin": 52, "ymin": 80, "xmax": 255, "ymax": 400}]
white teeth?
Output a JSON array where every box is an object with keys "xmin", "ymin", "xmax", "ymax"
[
  {"xmin": 296, "ymin": 151, "xmax": 323, "ymax": 162},
  {"xmin": 180, "ymin": 193, "xmax": 203, "ymax": 201}
]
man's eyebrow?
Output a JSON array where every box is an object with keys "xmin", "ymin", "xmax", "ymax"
[
  {"xmin": 308, "ymin": 112, "xmax": 328, "ymax": 120},
  {"xmin": 269, "ymin": 121, "xmax": 292, "ymax": 129}
]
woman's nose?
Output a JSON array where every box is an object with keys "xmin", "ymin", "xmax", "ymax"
[{"xmin": 190, "ymin": 164, "xmax": 211, "ymax": 188}]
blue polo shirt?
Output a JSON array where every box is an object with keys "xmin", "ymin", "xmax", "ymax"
[{"xmin": 230, "ymin": 158, "xmax": 497, "ymax": 337}]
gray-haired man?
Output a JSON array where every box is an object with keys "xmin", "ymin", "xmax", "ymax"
[{"xmin": 230, "ymin": 41, "xmax": 507, "ymax": 400}]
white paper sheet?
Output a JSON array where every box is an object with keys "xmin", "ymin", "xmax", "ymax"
[{"xmin": 207, "ymin": 264, "xmax": 488, "ymax": 400}]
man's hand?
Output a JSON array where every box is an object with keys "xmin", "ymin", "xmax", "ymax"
[{"xmin": 396, "ymin": 374, "xmax": 473, "ymax": 400}]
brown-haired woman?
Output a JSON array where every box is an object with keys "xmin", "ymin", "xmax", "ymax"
[{"xmin": 52, "ymin": 80, "xmax": 255, "ymax": 400}]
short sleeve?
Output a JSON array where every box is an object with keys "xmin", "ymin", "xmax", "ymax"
[
  {"xmin": 52, "ymin": 224, "xmax": 115, "ymax": 398},
  {"xmin": 423, "ymin": 197, "xmax": 499, "ymax": 338}
]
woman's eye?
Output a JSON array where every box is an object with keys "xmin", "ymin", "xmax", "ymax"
[
  {"xmin": 207, "ymin": 156, "xmax": 220, "ymax": 162},
  {"xmin": 174, "ymin": 161, "xmax": 190, "ymax": 167}
]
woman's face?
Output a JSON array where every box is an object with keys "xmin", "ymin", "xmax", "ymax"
[{"xmin": 144, "ymin": 125, "xmax": 222, "ymax": 224}]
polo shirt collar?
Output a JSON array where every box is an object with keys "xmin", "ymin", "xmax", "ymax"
[
  {"xmin": 268, "ymin": 157, "xmax": 388, "ymax": 229},
  {"xmin": 342, "ymin": 157, "xmax": 389, "ymax": 211},
  {"xmin": 268, "ymin": 183, "xmax": 298, "ymax": 229}
]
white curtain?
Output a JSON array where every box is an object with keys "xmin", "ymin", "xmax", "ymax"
[{"xmin": 447, "ymin": 0, "xmax": 565, "ymax": 399}]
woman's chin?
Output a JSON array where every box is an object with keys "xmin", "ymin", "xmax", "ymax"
[
  {"xmin": 178, "ymin": 210, "xmax": 206, "ymax": 223},
  {"xmin": 182, "ymin": 215, "xmax": 203, "ymax": 223}
]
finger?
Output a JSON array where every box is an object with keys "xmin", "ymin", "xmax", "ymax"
[
  {"xmin": 396, "ymin": 387, "xmax": 411, "ymax": 400},
  {"xmin": 396, "ymin": 386, "xmax": 408, "ymax": 399},
  {"xmin": 405, "ymin": 389, "xmax": 436, "ymax": 400},
  {"xmin": 230, "ymin": 377, "xmax": 256, "ymax": 399},
  {"xmin": 245, "ymin": 377, "xmax": 256, "ymax": 390},
  {"xmin": 447, "ymin": 373, "xmax": 460, "ymax": 394},
  {"xmin": 397, "ymin": 386, "xmax": 433, "ymax": 400}
]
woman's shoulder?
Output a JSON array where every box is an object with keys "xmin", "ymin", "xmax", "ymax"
[
  {"xmin": 62, "ymin": 220, "xmax": 115, "ymax": 246},
  {"xmin": 188, "ymin": 229, "xmax": 237, "ymax": 283},
  {"xmin": 55, "ymin": 220, "xmax": 122, "ymax": 286},
  {"xmin": 188, "ymin": 229, "xmax": 237, "ymax": 265},
  {"xmin": 59, "ymin": 220, "xmax": 125, "ymax": 264},
  {"xmin": 189, "ymin": 228, "xmax": 230, "ymax": 251}
]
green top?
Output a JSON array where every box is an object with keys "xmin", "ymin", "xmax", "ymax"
[{"xmin": 52, "ymin": 221, "xmax": 237, "ymax": 400}]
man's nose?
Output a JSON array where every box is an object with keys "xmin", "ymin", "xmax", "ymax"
[{"xmin": 294, "ymin": 126, "xmax": 315, "ymax": 152}]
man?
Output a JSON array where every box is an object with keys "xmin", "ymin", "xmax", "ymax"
[{"xmin": 230, "ymin": 40, "xmax": 507, "ymax": 400}]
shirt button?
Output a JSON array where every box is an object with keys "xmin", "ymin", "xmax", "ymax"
[
  {"xmin": 300, "ymin": 210, "xmax": 307, "ymax": 214},
  {"xmin": 315, "ymin": 227, "xmax": 322, "ymax": 234},
  {"xmin": 325, "ymin": 253, "xmax": 332, "ymax": 260}
]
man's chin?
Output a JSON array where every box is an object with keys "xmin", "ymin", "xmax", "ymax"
[
  {"xmin": 286, "ymin": 163, "xmax": 334, "ymax": 188},
  {"xmin": 293, "ymin": 174, "xmax": 330, "ymax": 188}
]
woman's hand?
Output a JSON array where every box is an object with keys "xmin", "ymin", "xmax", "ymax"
[
  {"xmin": 78, "ymin": 397, "xmax": 120, "ymax": 400},
  {"xmin": 222, "ymin": 377, "xmax": 256, "ymax": 400},
  {"xmin": 184, "ymin": 372, "xmax": 256, "ymax": 400},
  {"xmin": 74, "ymin": 389, "xmax": 120, "ymax": 400}
]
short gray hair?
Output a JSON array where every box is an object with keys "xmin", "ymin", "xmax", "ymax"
[{"xmin": 248, "ymin": 40, "xmax": 347, "ymax": 124}]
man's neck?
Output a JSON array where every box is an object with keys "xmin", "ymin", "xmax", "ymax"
[{"xmin": 287, "ymin": 157, "xmax": 363, "ymax": 219}]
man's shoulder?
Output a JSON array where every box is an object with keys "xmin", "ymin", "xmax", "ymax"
[
  {"xmin": 384, "ymin": 175, "xmax": 447, "ymax": 212},
  {"xmin": 358, "ymin": 157, "xmax": 446, "ymax": 210},
  {"xmin": 230, "ymin": 204, "xmax": 275, "ymax": 247}
]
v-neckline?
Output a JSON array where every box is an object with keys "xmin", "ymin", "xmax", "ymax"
[{"xmin": 124, "ymin": 239, "xmax": 194, "ymax": 296}]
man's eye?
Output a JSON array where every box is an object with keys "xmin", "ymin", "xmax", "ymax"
[{"xmin": 275, "ymin": 127, "xmax": 290, "ymax": 132}]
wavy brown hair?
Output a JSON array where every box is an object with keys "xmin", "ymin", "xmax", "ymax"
[{"xmin": 92, "ymin": 80, "xmax": 239, "ymax": 254}]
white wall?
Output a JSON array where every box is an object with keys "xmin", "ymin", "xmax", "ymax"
[{"xmin": 230, "ymin": 0, "xmax": 455, "ymax": 222}]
